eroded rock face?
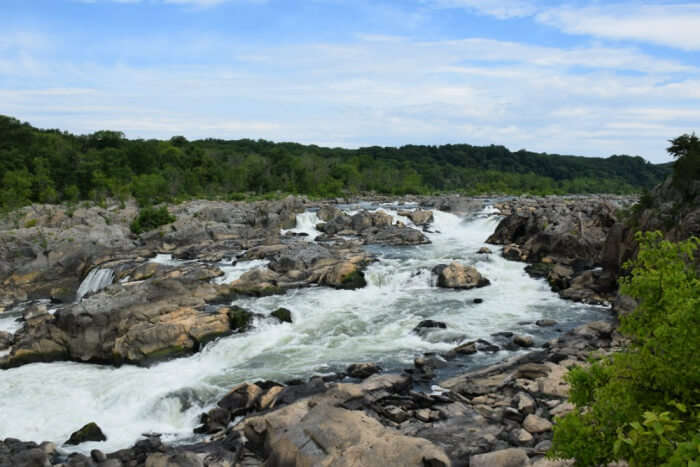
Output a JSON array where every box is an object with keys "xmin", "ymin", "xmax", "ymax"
[
  {"xmin": 0, "ymin": 274, "xmax": 234, "ymax": 368},
  {"xmin": 487, "ymin": 197, "xmax": 630, "ymax": 305},
  {"xmin": 433, "ymin": 262, "xmax": 490, "ymax": 290},
  {"xmin": 316, "ymin": 209, "xmax": 431, "ymax": 246}
]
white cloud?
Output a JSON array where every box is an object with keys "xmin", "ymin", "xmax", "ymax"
[
  {"xmin": 1, "ymin": 30, "xmax": 697, "ymax": 162},
  {"xmin": 536, "ymin": 3, "xmax": 700, "ymax": 51},
  {"xmin": 426, "ymin": 0, "xmax": 536, "ymax": 19}
]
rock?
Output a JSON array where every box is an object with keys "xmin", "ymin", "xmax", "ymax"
[
  {"xmin": 433, "ymin": 262, "xmax": 490, "ymax": 289},
  {"xmin": 270, "ymin": 307, "xmax": 292, "ymax": 323},
  {"xmin": 346, "ymin": 362, "xmax": 381, "ymax": 379},
  {"xmin": 513, "ymin": 335, "xmax": 534, "ymax": 348},
  {"xmin": 515, "ymin": 363, "xmax": 551, "ymax": 380},
  {"xmin": 241, "ymin": 403, "xmax": 450, "ymax": 467},
  {"xmin": 0, "ymin": 330, "xmax": 12, "ymax": 350},
  {"xmin": 514, "ymin": 392, "xmax": 536, "ymax": 415},
  {"xmin": 469, "ymin": 448, "xmax": 529, "ymax": 467},
  {"xmin": 522, "ymin": 414, "xmax": 553, "ymax": 433},
  {"xmin": 66, "ymin": 422, "xmax": 107, "ymax": 445},
  {"xmin": 218, "ymin": 382, "xmax": 264, "ymax": 417},
  {"xmin": 535, "ymin": 319, "xmax": 557, "ymax": 327},
  {"xmin": 510, "ymin": 428, "xmax": 534, "ymax": 446},
  {"xmin": 477, "ymin": 247, "xmax": 492, "ymax": 254},
  {"xmin": 91, "ymin": 449, "xmax": 107, "ymax": 463},
  {"xmin": 144, "ymin": 452, "xmax": 203, "ymax": 467},
  {"xmin": 228, "ymin": 306, "xmax": 253, "ymax": 331},
  {"xmin": 547, "ymin": 264, "xmax": 574, "ymax": 292},
  {"xmin": 473, "ymin": 298, "xmax": 483, "ymax": 304},
  {"xmin": 398, "ymin": 209, "xmax": 434, "ymax": 226},
  {"xmin": 453, "ymin": 341, "xmax": 477, "ymax": 355},
  {"xmin": 550, "ymin": 402, "xmax": 575, "ymax": 417},
  {"xmin": 384, "ymin": 405, "xmax": 410, "ymax": 423},
  {"xmin": 412, "ymin": 320, "xmax": 447, "ymax": 335},
  {"xmin": 321, "ymin": 261, "xmax": 367, "ymax": 290}
]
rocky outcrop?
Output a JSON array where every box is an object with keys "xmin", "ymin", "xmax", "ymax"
[
  {"xmin": 0, "ymin": 196, "xmax": 308, "ymax": 311},
  {"xmin": 0, "ymin": 272, "xmax": 238, "ymax": 368},
  {"xmin": 487, "ymin": 197, "xmax": 630, "ymax": 304},
  {"xmin": 433, "ymin": 262, "xmax": 490, "ymax": 289},
  {"xmin": 316, "ymin": 209, "xmax": 431, "ymax": 246}
]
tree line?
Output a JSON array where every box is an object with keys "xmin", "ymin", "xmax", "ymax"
[{"xmin": 0, "ymin": 115, "xmax": 670, "ymax": 210}]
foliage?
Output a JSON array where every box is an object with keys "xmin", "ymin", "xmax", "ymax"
[
  {"xmin": 129, "ymin": 206, "xmax": 176, "ymax": 234},
  {"xmin": 0, "ymin": 115, "xmax": 671, "ymax": 211},
  {"xmin": 668, "ymin": 133, "xmax": 700, "ymax": 196},
  {"xmin": 550, "ymin": 232, "xmax": 700, "ymax": 466}
]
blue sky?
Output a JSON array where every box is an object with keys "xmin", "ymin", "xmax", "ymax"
[{"xmin": 2, "ymin": 0, "xmax": 699, "ymax": 162}]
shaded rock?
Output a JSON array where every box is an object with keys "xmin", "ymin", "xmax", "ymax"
[
  {"xmin": 270, "ymin": 307, "xmax": 292, "ymax": 324},
  {"xmin": 477, "ymin": 247, "xmax": 492, "ymax": 254},
  {"xmin": 66, "ymin": 422, "xmax": 107, "ymax": 446},
  {"xmin": 217, "ymin": 383, "xmax": 263, "ymax": 417},
  {"xmin": 320, "ymin": 261, "xmax": 367, "ymax": 290},
  {"xmin": 0, "ymin": 331, "xmax": 12, "ymax": 350},
  {"xmin": 469, "ymin": 448, "xmax": 529, "ymax": 467},
  {"xmin": 434, "ymin": 262, "xmax": 490, "ymax": 289},
  {"xmin": 346, "ymin": 362, "xmax": 381, "ymax": 379},
  {"xmin": 413, "ymin": 320, "xmax": 447, "ymax": 336},
  {"xmin": 535, "ymin": 319, "xmax": 557, "ymax": 327},
  {"xmin": 228, "ymin": 306, "xmax": 253, "ymax": 331}
]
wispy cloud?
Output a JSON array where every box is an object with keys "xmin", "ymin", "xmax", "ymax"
[{"xmin": 537, "ymin": 3, "xmax": 700, "ymax": 51}]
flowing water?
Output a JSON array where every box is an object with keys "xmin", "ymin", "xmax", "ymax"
[
  {"xmin": 76, "ymin": 268, "xmax": 115, "ymax": 302},
  {"xmin": 0, "ymin": 206, "xmax": 609, "ymax": 453}
]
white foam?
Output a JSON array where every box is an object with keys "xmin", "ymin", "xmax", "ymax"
[
  {"xmin": 76, "ymin": 268, "xmax": 114, "ymax": 301},
  {"xmin": 281, "ymin": 211, "xmax": 322, "ymax": 241},
  {"xmin": 214, "ymin": 260, "xmax": 270, "ymax": 285},
  {"xmin": 149, "ymin": 254, "xmax": 185, "ymax": 267}
]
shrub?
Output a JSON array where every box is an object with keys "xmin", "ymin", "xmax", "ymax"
[
  {"xmin": 130, "ymin": 206, "xmax": 175, "ymax": 234},
  {"xmin": 549, "ymin": 232, "xmax": 700, "ymax": 466}
]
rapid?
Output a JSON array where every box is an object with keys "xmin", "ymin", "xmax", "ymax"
[{"xmin": 0, "ymin": 205, "xmax": 608, "ymax": 453}]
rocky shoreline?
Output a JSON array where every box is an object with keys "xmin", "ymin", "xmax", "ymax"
[{"xmin": 0, "ymin": 194, "xmax": 637, "ymax": 467}]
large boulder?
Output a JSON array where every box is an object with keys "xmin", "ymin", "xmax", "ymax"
[
  {"xmin": 433, "ymin": 262, "xmax": 490, "ymax": 289},
  {"xmin": 242, "ymin": 397, "xmax": 450, "ymax": 467},
  {"xmin": 65, "ymin": 422, "xmax": 107, "ymax": 445}
]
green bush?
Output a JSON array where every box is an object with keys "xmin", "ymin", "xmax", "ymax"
[
  {"xmin": 550, "ymin": 231, "xmax": 700, "ymax": 466},
  {"xmin": 130, "ymin": 206, "xmax": 175, "ymax": 234}
]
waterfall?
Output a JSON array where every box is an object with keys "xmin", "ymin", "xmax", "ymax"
[{"xmin": 76, "ymin": 268, "xmax": 115, "ymax": 301}]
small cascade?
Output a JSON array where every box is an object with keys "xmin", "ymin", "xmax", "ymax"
[
  {"xmin": 76, "ymin": 268, "xmax": 114, "ymax": 301},
  {"xmin": 214, "ymin": 260, "xmax": 270, "ymax": 285},
  {"xmin": 281, "ymin": 211, "xmax": 322, "ymax": 240}
]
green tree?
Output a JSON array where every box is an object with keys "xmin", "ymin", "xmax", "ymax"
[
  {"xmin": 668, "ymin": 133, "xmax": 700, "ymax": 196},
  {"xmin": 549, "ymin": 232, "xmax": 700, "ymax": 466}
]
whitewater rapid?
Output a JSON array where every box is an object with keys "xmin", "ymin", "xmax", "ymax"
[{"xmin": 0, "ymin": 205, "xmax": 608, "ymax": 453}]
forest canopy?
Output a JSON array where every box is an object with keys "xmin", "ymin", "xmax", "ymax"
[{"xmin": 0, "ymin": 115, "xmax": 670, "ymax": 210}]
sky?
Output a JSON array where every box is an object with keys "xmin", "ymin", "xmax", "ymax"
[{"xmin": 2, "ymin": 0, "xmax": 699, "ymax": 163}]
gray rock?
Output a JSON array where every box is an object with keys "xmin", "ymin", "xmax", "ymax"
[
  {"xmin": 469, "ymin": 448, "xmax": 530, "ymax": 467},
  {"xmin": 522, "ymin": 414, "xmax": 553, "ymax": 433}
]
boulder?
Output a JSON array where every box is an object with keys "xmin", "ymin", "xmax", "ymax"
[
  {"xmin": 270, "ymin": 307, "xmax": 292, "ymax": 323},
  {"xmin": 513, "ymin": 335, "xmax": 534, "ymax": 348},
  {"xmin": 399, "ymin": 209, "xmax": 434, "ymax": 226},
  {"xmin": 433, "ymin": 262, "xmax": 490, "ymax": 289},
  {"xmin": 242, "ymin": 403, "xmax": 450, "ymax": 467},
  {"xmin": 66, "ymin": 422, "xmax": 107, "ymax": 445},
  {"xmin": 469, "ymin": 448, "xmax": 529, "ymax": 467},
  {"xmin": 346, "ymin": 362, "xmax": 381, "ymax": 379},
  {"xmin": 522, "ymin": 414, "xmax": 553, "ymax": 433},
  {"xmin": 218, "ymin": 382, "xmax": 264, "ymax": 417}
]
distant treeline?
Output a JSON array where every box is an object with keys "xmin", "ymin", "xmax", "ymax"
[{"xmin": 0, "ymin": 115, "xmax": 669, "ymax": 209}]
